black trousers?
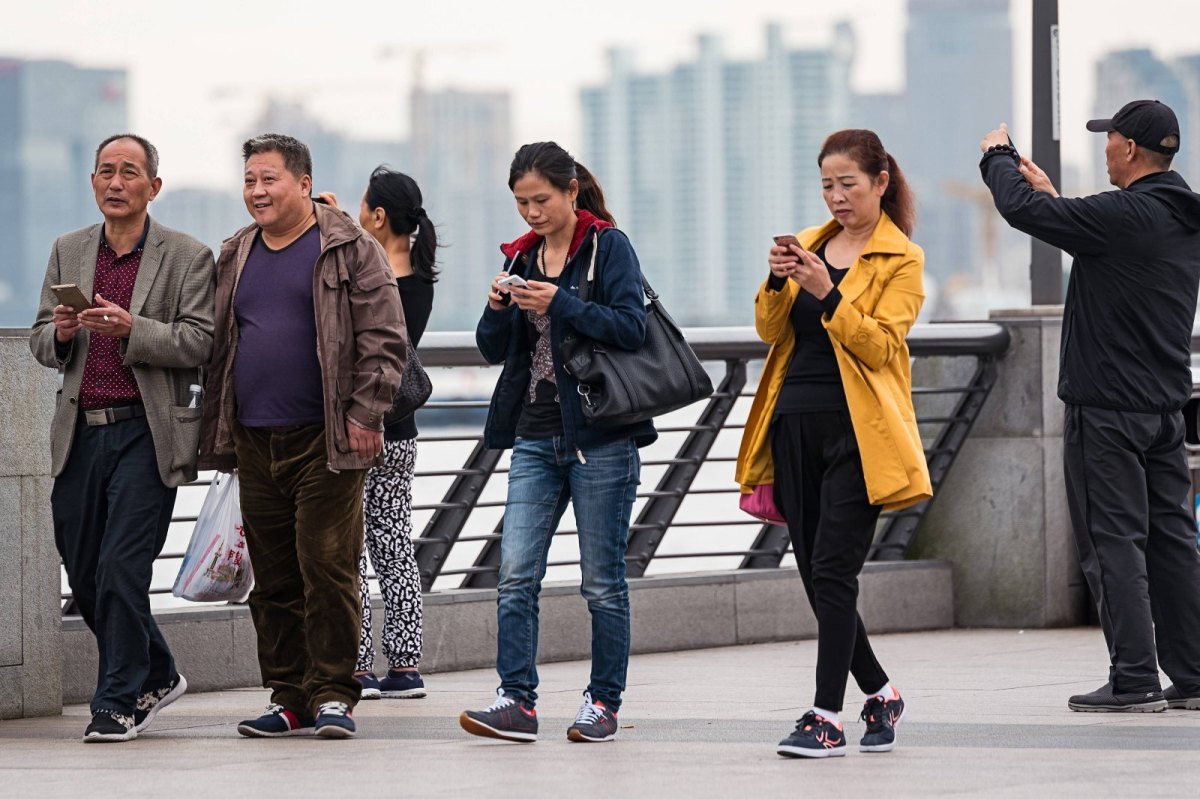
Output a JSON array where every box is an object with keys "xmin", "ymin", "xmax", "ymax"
[
  {"xmin": 1064, "ymin": 404, "xmax": 1200, "ymax": 694},
  {"xmin": 772, "ymin": 411, "xmax": 889, "ymax": 712},
  {"xmin": 52, "ymin": 415, "xmax": 177, "ymax": 715}
]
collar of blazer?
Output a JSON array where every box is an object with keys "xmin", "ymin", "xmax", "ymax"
[
  {"xmin": 799, "ymin": 211, "xmax": 909, "ymax": 307},
  {"xmin": 77, "ymin": 216, "xmax": 167, "ymax": 319}
]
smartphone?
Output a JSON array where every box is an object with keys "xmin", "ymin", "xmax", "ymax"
[
  {"xmin": 773, "ymin": 234, "xmax": 804, "ymax": 253},
  {"xmin": 497, "ymin": 274, "xmax": 529, "ymax": 289},
  {"xmin": 1006, "ymin": 132, "xmax": 1020, "ymax": 159},
  {"xmin": 51, "ymin": 283, "xmax": 93, "ymax": 310}
]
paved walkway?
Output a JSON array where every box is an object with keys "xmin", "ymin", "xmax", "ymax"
[{"xmin": 2, "ymin": 628, "xmax": 1198, "ymax": 798}]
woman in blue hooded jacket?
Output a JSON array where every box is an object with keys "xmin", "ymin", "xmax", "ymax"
[{"xmin": 459, "ymin": 142, "xmax": 654, "ymax": 744}]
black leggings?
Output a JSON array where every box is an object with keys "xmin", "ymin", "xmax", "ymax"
[{"xmin": 771, "ymin": 411, "xmax": 889, "ymax": 712}]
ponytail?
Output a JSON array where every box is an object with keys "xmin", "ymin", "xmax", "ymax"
[
  {"xmin": 364, "ymin": 166, "xmax": 440, "ymax": 282},
  {"xmin": 818, "ymin": 129, "xmax": 916, "ymax": 237},
  {"xmin": 572, "ymin": 162, "xmax": 616, "ymax": 226}
]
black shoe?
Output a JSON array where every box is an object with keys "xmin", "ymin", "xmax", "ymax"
[
  {"xmin": 459, "ymin": 690, "xmax": 538, "ymax": 742},
  {"xmin": 859, "ymin": 690, "xmax": 906, "ymax": 753},
  {"xmin": 83, "ymin": 711, "xmax": 136, "ymax": 743},
  {"xmin": 1164, "ymin": 684, "xmax": 1200, "ymax": 710},
  {"xmin": 1068, "ymin": 682, "xmax": 1167, "ymax": 712},
  {"xmin": 134, "ymin": 673, "xmax": 188, "ymax": 733},
  {"xmin": 566, "ymin": 691, "xmax": 619, "ymax": 743},
  {"xmin": 776, "ymin": 711, "xmax": 846, "ymax": 759}
]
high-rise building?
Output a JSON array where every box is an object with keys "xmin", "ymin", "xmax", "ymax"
[
  {"xmin": 580, "ymin": 25, "xmax": 854, "ymax": 326},
  {"xmin": 408, "ymin": 88, "xmax": 514, "ymax": 330},
  {"xmin": 0, "ymin": 58, "xmax": 126, "ymax": 326},
  {"xmin": 903, "ymin": 0, "xmax": 1016, "ymax": 298},
  {"xmin": 1092, "ymin": 50, "xmax": 1192, "ymax": 189}
]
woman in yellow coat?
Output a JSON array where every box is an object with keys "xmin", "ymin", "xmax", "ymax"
[{"xmin": 735, "ymin": 129, "xmax": 931, "ymax": 760}]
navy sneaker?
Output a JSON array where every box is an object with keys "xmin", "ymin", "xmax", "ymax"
[
  {"xmin": 237, "ymin": 704, "xmax": 316, "ymax": 737},
  {"xmin": 1164, "ymin": 684, "xmax": 1200, "ymax": 710},
  {"xmin": 83, "ymin": 711, "xmax": 136, "ymax": 743},
  {"xmin": 1068, "ymin": 683, "xmax": 1167, "ymax": 712},
  {"xmin": 380, "ymin": 669, "xmax": 427, "ymax": 699},
  {"xmin": 459, "ymin": 690, "xmax": 538, "ymax": 742},
  {"xmin": 859, "ymin": 690, "xmax": 905, "ymax": 753},
  {"xmin": 777, "ymin": 711, "xmax": 846, "ymax": 759},
  {"xmin": 134, "ymin": 673, "xmax": 188, "ymax": 733},
  {"xmin": 567, "ymin": 691, "xmax": 619, "ymax": 742},
  {"xmin": 356, "ymin": 672, "xmax": 382, "ymax": 700},
  {"xmin": 315, "ymin": 701, "xmax": 356, "ymax": 739}
]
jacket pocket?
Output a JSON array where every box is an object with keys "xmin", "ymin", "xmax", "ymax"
[{"xmin": 170, "ymin": 405, "xmax": 203, "ymax": 472}]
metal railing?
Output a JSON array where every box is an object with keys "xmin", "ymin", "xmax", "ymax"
[{"xmin": 61, "ymin": 322, "xmax": 1011, "ymax": 608}]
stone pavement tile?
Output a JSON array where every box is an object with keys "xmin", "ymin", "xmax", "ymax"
[{"xmin": 1, "ymin": 628, "xmax": 1198, "ymax": 798}]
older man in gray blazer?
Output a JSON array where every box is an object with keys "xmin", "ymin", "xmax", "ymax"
[{"xmin": 29, "ymin": 133, "xmax": 216, "ymax": 742}]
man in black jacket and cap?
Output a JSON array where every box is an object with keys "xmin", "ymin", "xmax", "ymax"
[{"xmin": 979, "ymin": 100, "xmax": 1200, "ymax": 713}]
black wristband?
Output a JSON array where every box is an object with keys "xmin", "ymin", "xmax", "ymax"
[{"xmin": 767, "ymin": 272, "xmax": 787, "ymax": 292}]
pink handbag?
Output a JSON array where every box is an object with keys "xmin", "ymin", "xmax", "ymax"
[{"xmin": 739, "ymin": 484, "xmax": 786, "ymax": 524}]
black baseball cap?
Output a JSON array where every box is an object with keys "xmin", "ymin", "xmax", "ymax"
[{"xmin": 1086, "ymin": 100, "xmax": 1180, "ymax": 155}]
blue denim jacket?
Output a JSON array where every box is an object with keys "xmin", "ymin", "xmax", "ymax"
[{"xmin": 476, "ymin": 223, "xmax": 658, "ymax": 454}]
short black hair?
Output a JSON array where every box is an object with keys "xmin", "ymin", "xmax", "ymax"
[
  {"xmin": 242, "ymin": 133, "xmax": 313, "ymax": 179},
  {"xmin": 94, "ymin": 133, "xmax": 159, "ymax": 179}
]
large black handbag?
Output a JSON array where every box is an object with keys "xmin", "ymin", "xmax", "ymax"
[
  {"xmin": 384, "ymin": 340, "xmax": 433, "ymax": 424},
  {"xmin": 560, "ymin": 232, "xmax": 713, "ymax": 427}
]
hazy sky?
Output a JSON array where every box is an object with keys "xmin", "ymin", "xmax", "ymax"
[{"xmin": 3, "ymin": 0, "xmax": 1199, "ymax": 191}]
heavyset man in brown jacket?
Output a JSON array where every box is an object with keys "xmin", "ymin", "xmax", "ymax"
[
  {"xmin": 198, "ymin": 133, "xmax": 406, "ymax": 739},
  {"xmin": 30, "ymin": 133, "xmax": 215, "ymax": 742}
]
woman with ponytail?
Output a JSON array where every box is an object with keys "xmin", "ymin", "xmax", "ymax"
[
  {"xmin": 322, "ymin": 167, "xmax": 439, "ymax": 701},
  {"xmin": 735, "ymin": 129, "xmax": 931, "ymax": 759},
  {"xmin": 460, "ymin": 141, "xmax": 653, "ymax": 744}
]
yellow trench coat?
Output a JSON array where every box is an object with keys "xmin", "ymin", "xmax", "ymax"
[{"xmin": 735, "ymin": 212, "xmax": 933, "ymax": 511}]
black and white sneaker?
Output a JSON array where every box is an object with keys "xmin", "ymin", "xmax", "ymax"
[
  {"xmin": 1165, "ymin": 684, "xmax": 1200, "ymax": 710},
  {"xmin": 1068, "ymin": 683, "xmax": 1167, "ymax": 712},
  {"xmin": 777, "ymin": 711, "xmax": 846, "ymax": 759},
  {"xmin": 459, "ymin": 690, "xmax": 538, "ymax": 742},
  {"xmin": 84, "ymin": 711, "xmax": 137, "ymax": 743},
  {"xmin": 566, "ymin": 691, "xmax": 618, "ymax": 742},
  {"xmin": 135, "ymin": 673, "xmax": 188, "ymax": 732}
]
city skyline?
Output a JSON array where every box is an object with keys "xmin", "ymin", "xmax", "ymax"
[{"xmin": 1, "ymin": 1, "xmax": 1199, "ymax": 193}]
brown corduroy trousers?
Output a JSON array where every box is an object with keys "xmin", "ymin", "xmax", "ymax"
[{"xmin": 232, "ymin": 422, "xmax": 366, "ymax": 716}]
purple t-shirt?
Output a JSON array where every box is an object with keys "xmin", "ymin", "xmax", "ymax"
[{"xmin": 233, "ymin": 226, "xmax": 325, "ymax": 427}]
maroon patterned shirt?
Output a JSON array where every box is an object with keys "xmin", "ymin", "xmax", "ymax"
[{"xmin": 78, "ymin": 221, "xmax": 148, "ymax": 410}]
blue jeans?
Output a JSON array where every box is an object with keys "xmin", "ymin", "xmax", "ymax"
[{"xmin": 496, "ymin": 436, "xmax": 640, "ymax": 711}]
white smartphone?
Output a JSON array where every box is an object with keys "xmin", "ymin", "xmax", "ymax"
[{"xmin": 497, "ymin": 274, "xmax": 529, "ymax": 289}]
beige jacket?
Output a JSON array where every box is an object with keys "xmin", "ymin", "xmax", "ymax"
[
  {"xmin": 198, "ymin": 201, "xmax": 407, "ymax": 472},
  {"xmin": 29, "ymin": 218, "xmax": 217, "ymax": 488}
]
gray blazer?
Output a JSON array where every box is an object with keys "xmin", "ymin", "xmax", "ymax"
[{"xmin": 29, "ymin": 217, "xmax": 217, "ymax": 488}]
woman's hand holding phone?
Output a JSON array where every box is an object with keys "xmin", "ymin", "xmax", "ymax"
[
  {"xmin": 769, "ymin": 234, "xmax": 804, "ymax": 279},
  {"xmin": 488, "ymin": 272, "xmax": 514, "ymax": 310}
]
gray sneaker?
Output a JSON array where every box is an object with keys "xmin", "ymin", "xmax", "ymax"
[
  {"xmin": 566, "ymin": 691, "xmax": 618, "ymax": 743},
  {"xmin": 459, "ymin": 690, "xmax": 538, "ymax": 742},
  {"xmin": 1068, "ymin": 682, "xmax": 1166, "ymax": 712},
  {"xmin": 1164, "ymin": 684, "xmax": 1200, "ymax": 710}
]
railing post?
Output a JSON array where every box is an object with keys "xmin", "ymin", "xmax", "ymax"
[{"xmin": 625, "ymin": 360, "xmax": 746, "ymax": 577}]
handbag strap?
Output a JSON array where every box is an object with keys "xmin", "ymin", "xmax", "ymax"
[{"xmin": 579, "ymin": 229, "xmax": 657, "ymax": 304}]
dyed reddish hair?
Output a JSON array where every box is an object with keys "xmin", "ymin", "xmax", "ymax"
[{"xmin": 818, "ymin": 129, "xmax": 916, "ymax": 237}]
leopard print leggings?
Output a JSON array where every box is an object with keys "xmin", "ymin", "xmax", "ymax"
[{"xmin": 357, "ymin": 437, "xmax": 423, "ymax": 671}]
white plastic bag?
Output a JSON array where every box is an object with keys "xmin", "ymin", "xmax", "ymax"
[{"xmin": 172, "ymin": 472, "xmax": 253, "ymax": 602}]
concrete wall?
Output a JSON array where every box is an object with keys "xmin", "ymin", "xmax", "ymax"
[
  {"xmin": 909, "ymin": 309, "xmax": 1085, "ymax": 628},
  {"xmin": 0, "ymin": 331, "xmax": 63, "ymax": 719},
  {"xmin": 61, "ymin": 561, "xmax": 953, "ymax": 703}
]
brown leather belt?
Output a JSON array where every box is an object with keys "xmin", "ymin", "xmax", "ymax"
[{"xmin": 83, "ymin": 404, "xmax": 146, "ymax": 426}]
